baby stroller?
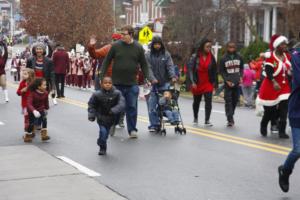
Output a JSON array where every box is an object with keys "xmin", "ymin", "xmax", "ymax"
[{"xmin": 155, "ymin": 85, "xmax": 186, "ymax": 136}]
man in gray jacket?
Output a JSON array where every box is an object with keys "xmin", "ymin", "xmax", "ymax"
[{"xmin": 145, "ymin": 36, "xmax": 177, "ymax": 132}]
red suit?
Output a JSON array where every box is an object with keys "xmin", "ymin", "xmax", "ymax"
[{"xmin": 257, "ymin": 52, "xmax": 291, "ymax": 106}]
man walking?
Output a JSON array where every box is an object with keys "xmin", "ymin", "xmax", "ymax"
[
  {"xmin": 219, "ymin": 42, "xmax": 244, "ymax": 127},
  {"xmin": 52, "ymin": 44, "xmax": 69, "ymax": 98},
  {"xmin": 99, "ymin": 25, "xmax": 153, "ymax": 138}
]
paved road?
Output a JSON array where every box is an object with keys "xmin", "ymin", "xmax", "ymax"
[{"xmin": 0, "ymin": 45, "xmax": 299, "ymax": 200}]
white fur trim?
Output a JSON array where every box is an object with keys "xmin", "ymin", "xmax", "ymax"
[
  {"xmin": 273, "ymin": 36, "xmax": 288, "ymax": 49},
  {"xmin": 264, "ymin": 52, "xmax": 271, "ymax": 58},
  {"xmin": 256, "ymin": 93, "xmax": 290, "ymax": 107}
]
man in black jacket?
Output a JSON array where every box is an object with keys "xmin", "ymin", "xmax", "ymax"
[{"xmin": 219, "ymin": 42, "xmax": 244, "ymax": 127}]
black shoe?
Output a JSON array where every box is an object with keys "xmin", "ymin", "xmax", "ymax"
[
  {"xmin": 278, "ymin": 165, "xmax": 291, "ymax": 193},
  {"xmin": 98, "ymin": 145, "xmax": 107, "ymax": 155},
  {"xmin": 61, "ymin": 95, "xmax": 65, "ymax": 98},
  {"xmin": 279, "ymin": 133, "xmax": 290, "ymax": 139},
  {"xmin": 227, "ymin": 121, "xmax": 234, "ymax": 127},
  {"xmin": 260, "ymin": 126, "xmax": 267, "ymax": 137}
]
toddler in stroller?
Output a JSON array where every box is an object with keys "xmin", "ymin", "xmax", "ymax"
[{"xmin": 157, "ymin": 88, "xmax": 186, "ymax": 135}]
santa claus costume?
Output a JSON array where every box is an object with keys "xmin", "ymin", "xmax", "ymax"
[{"xmin": 257, "ymin": 35, "xmax": 291, "ymax": 138}]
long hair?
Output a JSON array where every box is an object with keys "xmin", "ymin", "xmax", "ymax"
[
  {"xmin": 22, "ymin": 68, "xmax": 35, "ymax": 84},
  {"xmin": 194, "ymin": 38, "xmax": 212, "ymax": 55},
  {"xmin": 29, "ymin": 78, "xmax": 46, "ymax": 92}
]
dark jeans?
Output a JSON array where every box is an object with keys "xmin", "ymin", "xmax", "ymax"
[
  {"xmin": 193, "ymin": 92, "xmax": 212, "ymax": 122},
  {"xmin": 283, "ymin": 128, "xmax": 300, "ymax": 171},
  {"xmin": 94, "ymin": 74, "xmax": 100, "ymax": 91},
  {"xmin": 97, "ymin": 123, "xmax": 111, "ymax": 146},
  {"xmin": 27, "ymin": 111, "xmax": 47, "ymax": 133},
  {"xmin": 261, "ymin": 100, "xmax": 288, "ymax": 133},
  {"xmin": 224, "ymin": 85, "xmax": 239, "ymax": 122},
  {"xmin": 55, "ymin": 74, "xmax": 65, "ymax": 97},
  {"xmin": 115, "ymin": 85, "xmax": 139, "ymax": 134}
]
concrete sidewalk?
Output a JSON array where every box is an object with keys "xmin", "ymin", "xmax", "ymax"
[{"xmin": 0, "ymin": 145, "xmax": 127, "ymax": 200}]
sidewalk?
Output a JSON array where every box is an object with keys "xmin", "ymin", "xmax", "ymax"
[{"xmin": 0, "ymin": 145, "xmax": 127, "ymax": 200}]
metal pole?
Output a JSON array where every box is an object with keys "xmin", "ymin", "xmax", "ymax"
[{"xmin": 113, "ymin": 0, "xmax": 116, "ymax": 32}]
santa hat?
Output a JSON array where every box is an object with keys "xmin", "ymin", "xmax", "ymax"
[{"xmin": 270, "ymin": 34, "xmax": 288, "ymax": 50}]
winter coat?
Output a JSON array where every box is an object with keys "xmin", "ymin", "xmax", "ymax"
[
  {"xmin": 0, "ymin": 42, "xmax": 8, "ymax": 75},
  {"xmin": 52, "ymin": 48, "xmax": 70, "ymax": 74},
  {"xmin": 187, "ymin": 52, "xmax": 217, "ymax": 85},
  {"xmin": 145, "ymin": 37, "xmax": 175, "ymax": 85},
  {"xmin": 27, "ymin": 90, "xmax": 49, "ymax": 113},
  {"xmin": 219, "ymin": 53, "xmax": 244, "ymax": 87},
  {"xmin": 26, "ymin": 57, "xmax": 55, "ymax": 89},
  {"xmin": 289, "ymin": 48, "xmax": 300, "ymax": 128},
  {"xmin": 17, "ymin": 80, "xmax": 30, "ymax": 108},
  {"xmin": 88, "ymin": 87, "xmax": 125, "ymax": 126}
]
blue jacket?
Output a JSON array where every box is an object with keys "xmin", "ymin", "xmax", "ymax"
[{"xmin": 289, "ymin": 48, "xmax": 300, "ymax": 128}]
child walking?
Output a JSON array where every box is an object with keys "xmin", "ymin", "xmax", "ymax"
[
  {"xmin": 159, "ymin": 91, "xmax": 180, "ymax": 125},
  {"xmin": 27, "ymin": 78, "xmax": 50, "ymax": 142},
  {"xmin": 88, "ymin": 77, "xmax": 125, "ymax": 155},
  {"xmin": 17, "ymin": 68, "xmax": 35, "ymax": 142}
]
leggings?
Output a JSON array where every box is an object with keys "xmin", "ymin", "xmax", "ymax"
[{"xmin": 193, "ymin": 92, "xmax": 212, "ymax": 122}]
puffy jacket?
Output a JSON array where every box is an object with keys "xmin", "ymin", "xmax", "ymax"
[
  {"xmin": 88, "ymin": 87, "xmax": 125, "ymax": 126},
  {"xmin": 145, "ymin": 36, "xmax": 176, "ymax": 85}
]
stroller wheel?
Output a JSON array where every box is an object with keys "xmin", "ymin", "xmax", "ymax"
[
  {"xmin": 161, "ymin": 129, "xmax": 166, "ymax": 136},
  {"xmin": 183, "ymin": 128, "xmax": 187, "ymax": 135}
]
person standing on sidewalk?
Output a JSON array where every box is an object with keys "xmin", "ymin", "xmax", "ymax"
[
  {"xmin": 257, "ymin": 35, "xmax": 291, "ymax": 138},
  {"xmin": 188, "ymin": 38, "xmax": 217, "ymax": 126},
  {"xmin": 219, "ymin": 42, "xmax": 244, "ymax": 127},
  {"xmin": 88, "ymin": 77, "xmax": 125, "ymax": 155},
  {"xmin": 99, "ymin": 25, "xmax": 153, "ymax": 138},
  {"xmin": 145, "ymin": 36, "xmax": 176, "ymax": 132},
  {"xmin": 0, "ymin": 40, "xmax": 9, "ymax": 102},
  {"xmin": 278, "ymin": 42, "xmax": 300, "ymax": 193},
  {"xmin": 52, "ymin": 44, "xmax": 69, "ymax": 98}
]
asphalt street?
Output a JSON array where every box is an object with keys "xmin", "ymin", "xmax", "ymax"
[{"xmin": 0, "ymin": 46, "xmax": 299, "ymax": 200}]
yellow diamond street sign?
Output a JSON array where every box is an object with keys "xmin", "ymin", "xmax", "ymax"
[{"xmin": 139, "ymin": 26, "xmax": 153, "ymax": 45}]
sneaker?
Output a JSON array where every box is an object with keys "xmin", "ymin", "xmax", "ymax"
[
  {"xmin": 278, "ymin": 165, "xmax": 291, "ymax": 193},
  {"xmin": 227, "ymin": 121, "xmax": 234, "ymax": 127},
  {"xmin": 148, "ymin": 127, "xmax": 157, "ymax": 133},
  {"xmin": 193, "ymin": 118, "xmax": 198, "ymax": 125},
  {"xmin": 271, "ymin": 125, "xmax": 279, "ymax": 134},
  {"xmin": 98, "ymin": 145, "xmax": 107, "ymax": 155},
  {"xmin": 109, "ymin": 126, "xmax": 116, "ymax": 136},
  {"xmin": 52, "ymin": 98, "xmax": 58, "ymax": 105},
  {"xmin": 129, "ymin": 131, "xmax": 138, "ymax": 139},
  {"xmin": 118, "ymin": 121, "xmax": 125, "ymax": 128},
  {"xmin": 204, "ymin": 121, "xmax": 213, "ymax": 127}
]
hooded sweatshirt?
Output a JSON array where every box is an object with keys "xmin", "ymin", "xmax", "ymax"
[
  {"xmin": 145, "ymin": 37, "xmax": 176, "ymax": 85},
  {"xmin": 289, "ymin": 48, "xmax": 300, "ymax": 128},
  {"xmin": 219, "ymin": 53, "xmax": 244, "ymax": 86}
]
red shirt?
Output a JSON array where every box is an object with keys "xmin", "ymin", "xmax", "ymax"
[
  {"xmin": 17, "ymin": 80, "xmax": 31, "ymax": 108},
  {"xmin": 27, "ymin": 90, "xmax": 49, "ymax": 113}
]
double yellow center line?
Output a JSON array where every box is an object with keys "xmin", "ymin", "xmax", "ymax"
[{"xmin": 58, "ymin": 97, "xmax": 291, "ymax": 156}]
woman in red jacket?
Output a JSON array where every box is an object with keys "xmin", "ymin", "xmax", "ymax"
[
  {"xmin": 188, "ymin": 39, "xmax": 217, "ymax": 126},
  {"xmin": 17, "ymin": 68, "xmax": 35, "ymax": 142}
]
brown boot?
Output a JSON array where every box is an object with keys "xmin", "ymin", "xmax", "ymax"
[
  {"xmin": 41, "ymin": 129, "xmax": 50, "ymax": 141},
  {"xmin": 23, "ymin": 133, "xmax": 33, "ymax": 143}
]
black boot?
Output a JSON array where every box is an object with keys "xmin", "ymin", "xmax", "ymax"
[
  {"xmin": 278, "ymin": 165, "xmax": 292, "ymax": 193},
  {"xmin": 98, "ymin": 144, "xmax": 107, "ymax": 156},
  {"xmin": 278, "ymin": 121, "xmax": 289, "ymax": 139},
  {"xmin": 260, "ymin": 125, "xmax": 267, "ymax": 137}
]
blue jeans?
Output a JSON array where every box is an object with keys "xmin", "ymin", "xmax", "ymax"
[
  {"xmin": 164, "ymin": 110, "xmax": 179, "ymax": 123},
  {"xmin": 147, "ymin": 83, "xmax": 170, "ymax": 129},
  {"xmin": 115, "ymin": 85, "xmax": 139, "ymax": 134},
  {"xmin": 283, "ymin": 128, "xmax": 300, "ymax": 171},
  {"xmin": 97, "ymin": 124, "xmax": 111, "ymax": 146}
]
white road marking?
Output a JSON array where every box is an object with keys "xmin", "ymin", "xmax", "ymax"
[
  {"xmin": 0, "ymin": 121, "xmax": 5, "ymax": 126},
  {"xmin": 56, "ymin": 156, "xmax": 101, "ymax": 177}
]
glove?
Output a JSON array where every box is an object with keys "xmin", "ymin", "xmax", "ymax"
[
  {"xmin": 88, "ymin": 117, "xmax": 95, "ymax": 122},
  {"xmin": 33, "ymin": 110, "xmax": 41, "ymax": 118}
]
